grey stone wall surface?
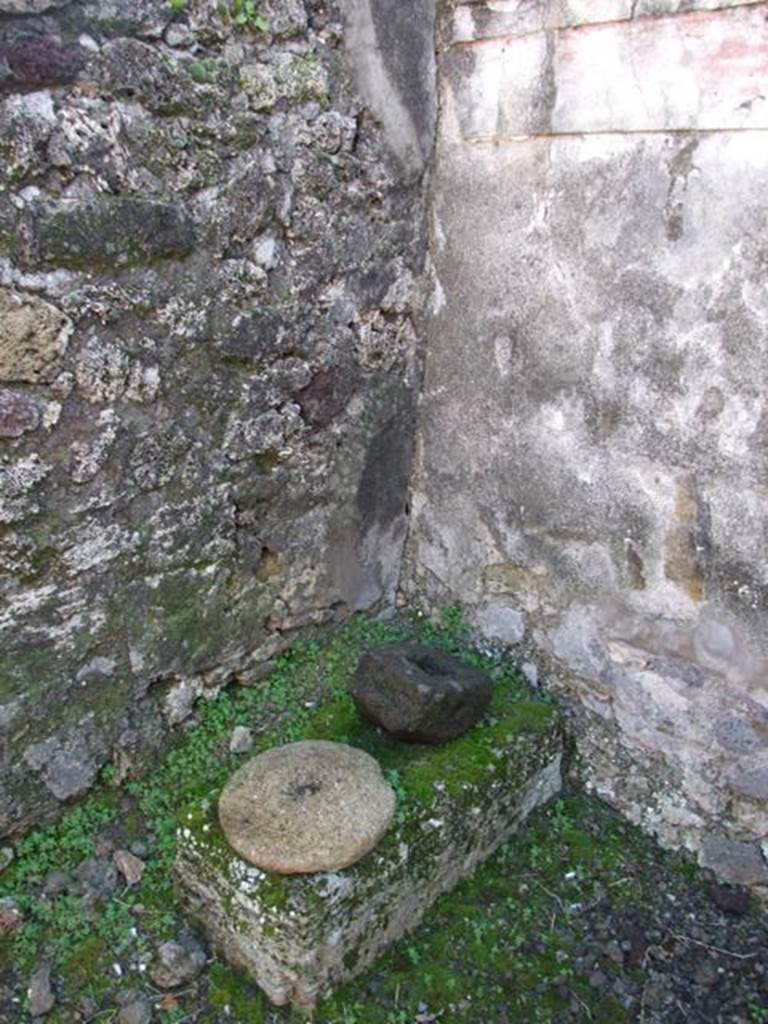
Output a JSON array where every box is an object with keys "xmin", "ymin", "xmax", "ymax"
[
  {"xmin": 406, "ymin": 0, "xmax": 768, "ymax": 885},
  {"xmin": 0, "ymin": 0, "xmax": 433, "ymax": 836}
]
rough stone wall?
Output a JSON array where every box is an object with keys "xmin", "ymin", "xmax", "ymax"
[
  {"xmin": 0, "ymin": 0, "xmax": 433, "ymax": 835},
  {"xmin": 406, "ymin": 0, "xmax": 768, "ymax": 887}
]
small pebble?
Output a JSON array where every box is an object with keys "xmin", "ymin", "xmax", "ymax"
[
  {"xmin": 27, "ymin": 961, "xmax": 55, "ymax": 1017},
  {"xmin": 0, "ymin": 897, "xmax": 23, "ymax": 934},
  {"xmin": 150, "ymin": 938, "xmax": 206, "ymax": 989},
  {"xmin": 0, "ymin": 845, "xmax": 14, "ymax": 873},
  {"xmin": 114, "ymin": 849, "xmax": 146, "ymax": 886},
  {"xmin": 116, "ymin": 992, "xmax": 153, "ymax": 1024},
  {"xmin": 229, "ymin": 725, "xmax": 254, "ymax": 754}
]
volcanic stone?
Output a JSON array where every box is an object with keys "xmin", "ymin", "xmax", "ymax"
[
  {"xmin": 218, "ymin": 740, "xmax": 395, "ymax": 874},
  {"xmin": 349, "ymin": 644, "xmax": 493, "ymax": 744}
]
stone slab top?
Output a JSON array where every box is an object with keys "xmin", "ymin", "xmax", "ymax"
[{"xmin": 218, "ymin": 740, "xmax": 396, "ymax": 874}]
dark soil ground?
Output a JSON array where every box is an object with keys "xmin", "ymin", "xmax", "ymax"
[{"xmin": 1, "ymin": 614, "xmax": 766, "ymax": 1024}]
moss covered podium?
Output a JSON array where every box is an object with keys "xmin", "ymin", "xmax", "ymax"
[{"xmin": 174, "ymin": 687, "xmax": 563, "ymax": 1011}]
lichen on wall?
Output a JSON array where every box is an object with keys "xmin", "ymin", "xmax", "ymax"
[{"xmin": 0, "ymin": 0, "xmax": 431, "ymax": 835}]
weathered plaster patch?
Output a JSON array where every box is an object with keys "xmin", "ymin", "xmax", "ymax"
[{"xmin": 443, "ymin": 5, "xmax": 768, "ymax": 141}]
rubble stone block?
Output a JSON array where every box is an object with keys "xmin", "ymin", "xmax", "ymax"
[
  {"xmin": 174, "ymin": 694, "xmax": 563, "ymax": 1010},
  {"xmin": 0, "ymin": 288, "xmax": 71, "ymax": 384}
]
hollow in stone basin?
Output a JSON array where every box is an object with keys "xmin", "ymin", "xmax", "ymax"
[{"xmin": 218, "ymin": 740, "xmax": 395, "ymax": 874}]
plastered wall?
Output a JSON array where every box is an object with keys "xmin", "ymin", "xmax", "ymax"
[{"xmin": 406, "ymin": 0, "xmax": 768, "ymax": 888}]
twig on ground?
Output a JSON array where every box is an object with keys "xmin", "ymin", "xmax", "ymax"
[
  {"xmin": 529, "ymin": 878, "xmax": 566, "ymax": 912},
  {"xmin": 146, "ymin": 984, "xmax": 199, "ymax": 997},
  {"xmin": 639, "ymin": 979, "xmax": 649, "ymax": 1024},
  {"xmin": 568, "ymin": 988, "xmax": 593, "ymax": 1020},
  {"xmin": 668, "ymin": 932, "xmax": 757, "ymax": 961}
]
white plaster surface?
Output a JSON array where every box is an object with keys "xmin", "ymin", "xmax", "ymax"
[
  {"xmin": 447, "ymin": 0, "xmax": 766, "ymax": 44},
  {"xmin": 443, "ymin": 4, "xmax": 768, "ymax": 139},
  {"xmin": 409, "ymin": 0, "xmax": 768, "ymax": 877}
]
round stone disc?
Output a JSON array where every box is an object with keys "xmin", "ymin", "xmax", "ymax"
[{"xmin": 218, "ymin": 740, "xmax": 396, "ymax": 874}]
